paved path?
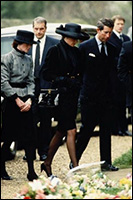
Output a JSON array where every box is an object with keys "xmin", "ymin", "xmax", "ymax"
[{"xmin": 104, "ymin": 168, "xmax": 132, "ymax": 181}]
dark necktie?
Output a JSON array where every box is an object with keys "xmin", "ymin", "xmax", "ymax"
[
  {"xmin": 34, "ymin": 40, "xmax": 40, "ymax": 77},
  {"xmin": 101, "ymin": 42, "xmax": 106, "ymax": 57},
  {"xmin": 120, "ymin": 35, "xmax": 124, "ymax": 42}
]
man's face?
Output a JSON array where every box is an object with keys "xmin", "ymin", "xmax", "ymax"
[
  {"xmin": 97, "ymin": 26, "xmax": 113, "ymax": 43},
  {"xmin": 113, "ymin": 19, "xmax": 125, "ymax": 33},
  {"xmin": 33, "ymin": 22, "xmax": 47, "ymax": 39}
]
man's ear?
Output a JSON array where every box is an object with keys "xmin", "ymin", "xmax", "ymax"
[{"xmin": 96, "ymin": 28, "xmax": 100, "ymax": 34}]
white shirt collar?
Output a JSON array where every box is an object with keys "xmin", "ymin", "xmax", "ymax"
[
  {"xmin": 95, "ymin": 34, "xmax": 102, "ymax": 46},
  {"xmin": 34, "ymin": 34, "xmax": 46, "ymax": 44},
  {"xmin": 113, "ymin": 30, "xmax": 122, "ymax": 39},
  {"xmin": 95, "ymin": 34, "xmax": 107, "ymax": 55},
  {"xmin": 32, "ymin": 35, "xmax": 46, "ymax": 68}
]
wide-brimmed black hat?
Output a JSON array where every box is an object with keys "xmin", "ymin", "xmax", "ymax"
[
  {"xmin": 56, "ymin": 23, "xmax": 86, "ymax": 39},
  {"xmin": 15, "ymin": 30, "xmax": 37, "ymax": 44},
  {"xmin": 80, "ymin": 31, "xmax": 90, "ymax": 41}
]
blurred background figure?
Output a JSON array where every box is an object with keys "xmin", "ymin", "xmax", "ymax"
[
  {"xmin": 108, "ymin": 15, "xmax": 131, "ymax": 136},
  {"xmin": 127, "ymin": 26, "xmax": 132, "ymax": 40},
  {"xmin": 117, "ymin": 41, "xmax": 132, "ymax": 125}
]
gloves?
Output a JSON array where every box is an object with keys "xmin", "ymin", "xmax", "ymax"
[
  {"xmin": 55, "ymin": 76, "xmax": 67, "ymax": 82},
  {"xmin": 54, "ymin": 76, "xmax": 81, "ymax": 91},
  {"xmin": 67, "ymin": 78, "xmax": 81, "ymax": 91},
  {"xmin": 54, "ymin": 76, "xmax": 68, "ymax": 87}
]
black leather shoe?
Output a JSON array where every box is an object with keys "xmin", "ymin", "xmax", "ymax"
[
  {"xmin": 23, "ymin": 155, "xmax": 27, "ymax": 161},
  {"xmin": 23, "ymin": 155, "xmax": 36, "ymax": 161},
  {"xmin": 69, "ymin": 162, "xmax": 74, "ymax": 169},
  {"xmin": 1, "ymin": 171, "xmax": 13, "ymax": 180},
  {"xmin": 5, "ymin": 153, "xmax": 15, "ymax": 161},
  {"xmin": 40, "ymin": 154, "xmax": 47, "ymax": 161},
  {"xmin": 27, "ymin": 173, "xmax": 38, "ymax": 181},
  {"xmin": 112, "ymin": 131, "xmax": 125, "ymax": 136},
  {"xmin": 123, "ymin": 131, "xmax": 132, "ymax": 136},
  {"xmin": 118, "ymin": 131, "xmax": 126, "ymax": 136},
  {"xmin": 41, "ymin": 163, "xmax": 52, "ymax": 177},
  {"xmin": 101, "ymin": 162, "xmax": 119, "ymax": 171}
]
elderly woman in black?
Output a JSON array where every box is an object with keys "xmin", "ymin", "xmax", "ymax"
[
  {"xmin": 41, "ymin": 23, "xmax": 87, "ymax": 176},
  {"xmin": 1, "ymin": 30, "xmax": 38, "ymax": 181}
]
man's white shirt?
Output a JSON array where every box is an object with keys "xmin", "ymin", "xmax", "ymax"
[{"xmin": 32, "ymin": 35, "xmax": 46, "ymax": 72}]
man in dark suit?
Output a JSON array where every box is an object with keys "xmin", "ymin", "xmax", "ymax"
[
  {"xmin": 117, "ymin": 41, "xmax": 132, "ymax": 123},
  {"xmin": 24, "ymin": 16, "xmax": 59, "ymax": 161},
  {"xmin": 70, "ymin": 18, "xmax": 119, "ymax": 171},
  {"xmin": 108, "ymin": 15, "xmax": 131, "ymax": 136}
]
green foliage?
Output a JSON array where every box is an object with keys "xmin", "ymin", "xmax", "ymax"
[
  {"xmin": 100, "ymin": 187, "xmax": 123, "ymax": 195},
  {"xmin": 1, "ymin": 1, "xmax": 132, "ymax": 32},
  {"xmin": 113, "ymin": 148, "xmax": 132, "ymax": 169}
]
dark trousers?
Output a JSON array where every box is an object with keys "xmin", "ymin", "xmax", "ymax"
[
  {"xmin": 37, "ymin": 106, "xmax": 55, "ymax": 156},
  {"xmin": 76, "ymin": 99, "xmax": 114, "ymax": 164},
  {"xmin": 111, "ymin": 78, "xmax": 128, "ymax": 133},
  {"xmin": 1, "ymin": 140, "xmax": 36, "ymax": 175}
]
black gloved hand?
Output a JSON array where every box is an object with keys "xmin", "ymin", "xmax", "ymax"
[
  {"xmin": 55, "ymin": 76, "xmax": 67, "ymax": 82},
  {"xmin": 54, "ymin": 76, "xmax": 68, "ymax": 87},
  {"xmin": 67, "ymin": 78, "xmax": 81, "ymax": 91}
]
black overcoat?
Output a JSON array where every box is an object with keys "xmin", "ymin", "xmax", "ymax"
[
  {"xmin": 42, "ymin": 39, "xmax": 83, "ymax": 131},
  {"xmin": 108, "ymin": 32, "xmax": 130, "ymax": 106},
  {"xmin": 79, "ymin": 37, "xmax": 116, "ymax": 105}
]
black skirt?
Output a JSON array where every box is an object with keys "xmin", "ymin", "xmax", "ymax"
[
  {"xmin": 55, "ymin": 90, "xmax": 79, "ymax": 132},
  {"xmin": 1, "ymin": 96, "xmax": 36, "ymax": 143}
]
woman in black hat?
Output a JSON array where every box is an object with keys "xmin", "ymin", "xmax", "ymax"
[
  {"xmin": 1, "ymin": 30, "xmax": 38, "ymax": 181},
  {"xmin": 41, "ymin": 23, "xmax": 85, "ymax": 176}
]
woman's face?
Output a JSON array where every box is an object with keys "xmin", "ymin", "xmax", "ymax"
[
  {"xmin": 64, "ymin": 37, "xmax": 78, "ymax": 47},
  {"xmin": 17, "ymin": 43, "xmax": 32, "ymax": 53}
]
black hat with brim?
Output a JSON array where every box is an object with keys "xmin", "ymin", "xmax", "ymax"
[
  {"xmin": 80, "ymin": 31, "xmax": 90, "ymax": 40},
  {"xmin": 56, "ymin": 23, "xmax": 86, "ymax": 39},
  {"xmin": 15, "ymin": 30, "xmax": 37, "ymax": 44}
]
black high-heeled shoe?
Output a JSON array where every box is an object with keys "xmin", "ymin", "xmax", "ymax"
[
  {"xmin": 27, "ymin": 173, "xmax": 38, "ymax": 181},
  {"xmin": 41, "ymin": 163, "xmax": 52, "ymax": 177}
]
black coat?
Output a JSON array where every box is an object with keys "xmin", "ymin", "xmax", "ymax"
[
  {"xmin": 109, "ymin": 32, "xmax": 130, "ymax": 62},
  {"xmin": 117, "ymin": 41, "xmax": 132, "ymax": 106},
  {"xmin": 107, "ymin": 32, "xmax": 130, "ymax": 105},
  {"xmin": 79, "ymin": 37, "xmax": 116, "ymax": 105},
  {"xmin": 29, "ymin": 35, "xmax": 59, "ymax": 89},
  {"xmin": 43, "ymin": 39, "xmax": 83, "ymax": 81},
  {"xmin": 42, "ymin": 39, "xmax": 83, "ymax": 131}
]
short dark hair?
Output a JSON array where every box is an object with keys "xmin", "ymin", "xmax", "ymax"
[
  {"xmin": 111, "ymin": 15, "xmax": 125, "ymax": 23},
  {"xmin": 33, "ymin": 16, "xmax": 47, "ymax": 27},
  {"xmin": 97, "ymin": 18, "xmax": 114, "ymax": 30},
  {"xmin": 12, "ymin": 40, "xmax": 23, "ymax": 48}
]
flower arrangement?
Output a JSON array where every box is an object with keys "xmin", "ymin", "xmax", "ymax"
[{"xmin": 15, "ymin": 172, "xmax": 132, "ymax": 199}]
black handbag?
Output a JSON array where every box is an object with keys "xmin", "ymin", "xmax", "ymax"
[{"xmin": 38, "ymin": 89, "xmax": 59, "ymax": 108}]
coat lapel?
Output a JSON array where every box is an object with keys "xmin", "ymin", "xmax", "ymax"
[{"xmin": 41, "ymin": 36, "xmax": 50, "ymax": 65}]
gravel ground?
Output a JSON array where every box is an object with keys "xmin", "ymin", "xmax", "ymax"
[{"xmin": 1, "ymin": 129, "xmax": 132, "ymax": 199}]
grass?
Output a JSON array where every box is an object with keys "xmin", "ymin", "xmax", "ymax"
[{"xmin": 113, "ymin": 148, "xmax": 132, "ymax": 169}]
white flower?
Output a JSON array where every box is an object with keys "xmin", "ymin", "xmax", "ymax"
[
  {"xmin": 28, "ymin": 179, "xmax": 44, "ymax": 191},
  {"xmin": 49, "ymin": 176, "xmax": 61, "ymax": 187}
]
